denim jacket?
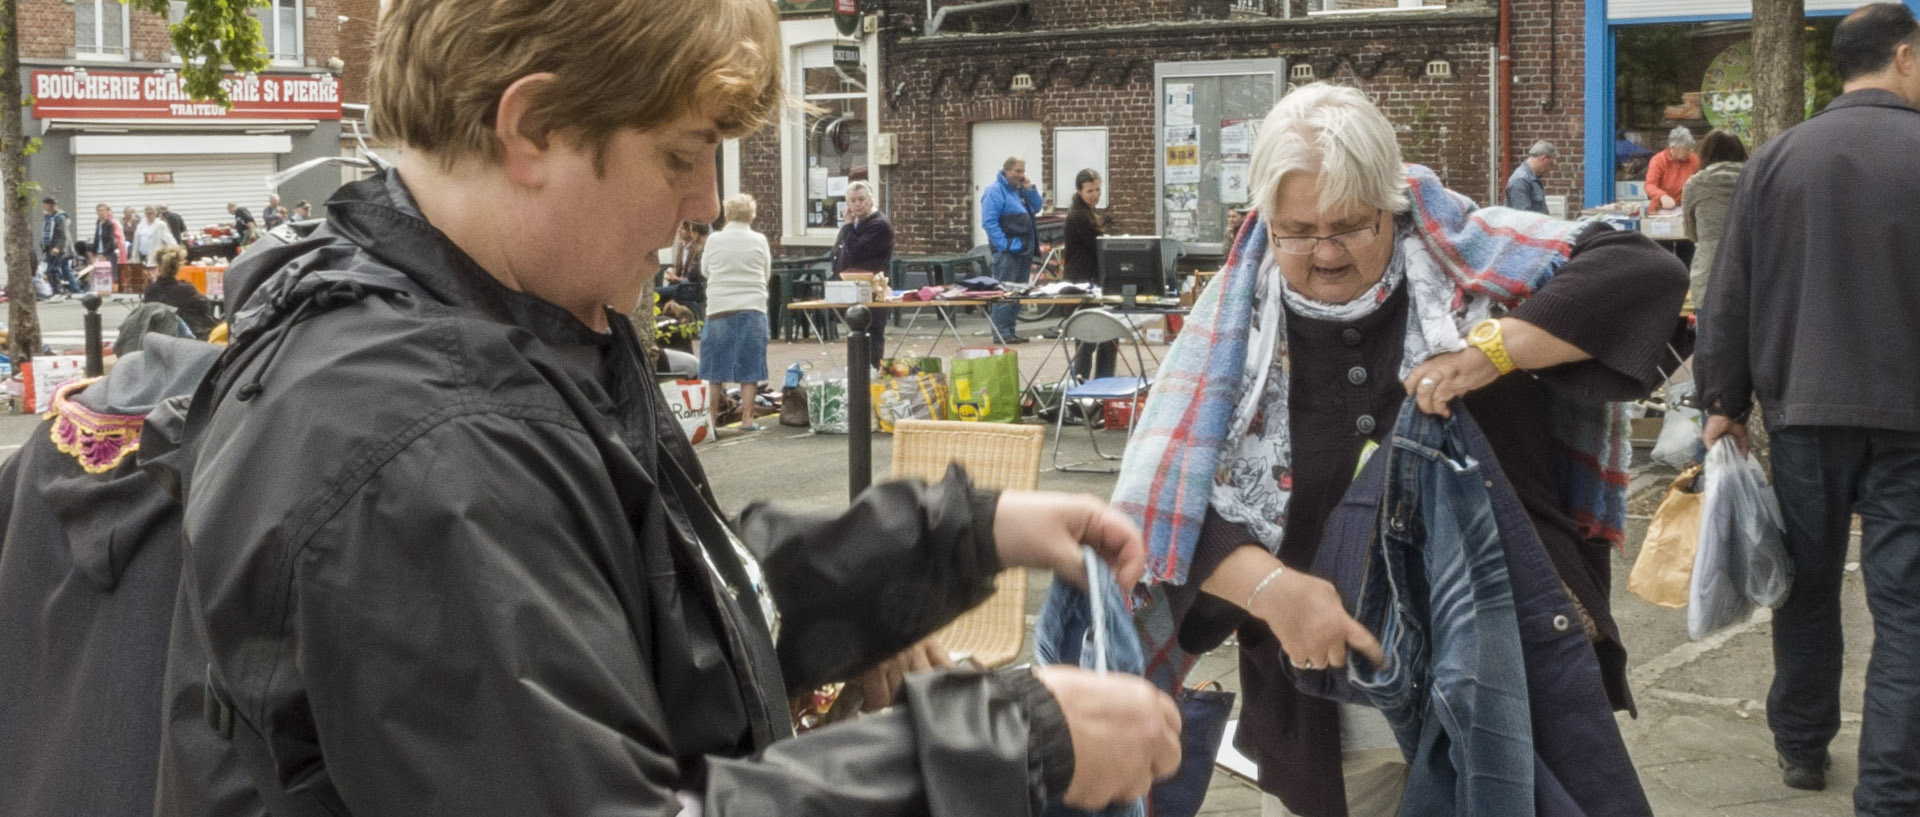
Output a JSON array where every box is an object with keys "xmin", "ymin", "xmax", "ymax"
[{"xmin": 1309, "ymin": 400, "xmax": 1652, "ymax": 817}]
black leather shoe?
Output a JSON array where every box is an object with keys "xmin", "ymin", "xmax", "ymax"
[
  {"xmin": 1003, "ymin": 335, "xmax": 1031, "ymax": 344},
  {"xmin": 1779, "ymin": 754, "xmax": 1828, "ymax": 791}
]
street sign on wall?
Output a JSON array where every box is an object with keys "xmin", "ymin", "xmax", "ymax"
[{"xmin": 30, "ymin": 69, "xmax": 342, "ymax": 120}]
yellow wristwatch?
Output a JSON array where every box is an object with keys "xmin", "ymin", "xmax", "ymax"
[{"xmin": 1467, "ymin": 318, "xmax": 1517, "ymax": 375}]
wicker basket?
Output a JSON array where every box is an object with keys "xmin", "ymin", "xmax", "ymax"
[{"xmin": 891, "ymin": 420, "xmax": 1044, "ymax": 668}]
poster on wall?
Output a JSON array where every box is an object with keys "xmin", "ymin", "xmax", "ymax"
[
  {"xmin": 809, "ymin": 167, "xmax": 829, "ymax": 199},
  {"xmin": 1165, "ymin": 184, "xmax": 1199, "ymax": 213},
  {"xmin": 1219, "ymin": 118, "xmax": 1253, "ymax": 159},
  {"xmin": 1165, "ymin": 125, "xmax": 1199, "ymax": 184},
  {"xmin": 1165, "ymin": 82, "xmax": 1195, "ymax": 127},
  {"xmin": 1218, "ymin": 161, "xmax": 1250, "ymax": 205},
  {"xmin": 1166, "ymin": 212, "xmax": 1197, "ymax": 242}
]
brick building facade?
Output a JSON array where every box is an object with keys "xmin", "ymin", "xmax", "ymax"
[
  {"xmin": 738, "ymin": 0, "xmax": 1589, "ymax": 260},
  {"xmin": 16, "ymin": 0, "xmax": 345, "ymax": 238}
]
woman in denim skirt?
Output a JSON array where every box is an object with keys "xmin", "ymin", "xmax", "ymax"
[{"xmin": 699, "ymin": 194, "xmax": 773, "ymax": 432}]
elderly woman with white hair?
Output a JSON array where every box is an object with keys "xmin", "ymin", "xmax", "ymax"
[
  {"xmin": 700, "ymin": 193, "xmax": 773, "ymax": 431},
  {"xmin": 830, "ymin": 179, "xmax": 894, "ymax": 361},
  {"xmin": 1645, "ymin": 125, "xmax": 1699, "ymax": 213},
  {"xmin": 1111, "ymin": 83, "xmax": 1686, "ymax": 816}
]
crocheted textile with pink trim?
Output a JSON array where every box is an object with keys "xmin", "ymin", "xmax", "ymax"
[{"xmin": 46, "ymin": 377, "xmax": 145, "ymax": 474}]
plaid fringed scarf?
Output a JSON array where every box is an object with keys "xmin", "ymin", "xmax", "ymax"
[{"xmin": 1103, "ymin": 164, "xmax": 1631, "ymax": 690}]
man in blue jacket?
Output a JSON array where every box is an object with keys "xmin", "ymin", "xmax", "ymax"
[{"xmin": 981, "ymin": 156, "xmax": 1042, "ymax": 344}]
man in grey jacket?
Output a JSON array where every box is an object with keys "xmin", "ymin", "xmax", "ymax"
[
  {"xmin": 1696, "ymin": 5, "xmax": 1920, "ymax": 813},
  {"xmin": 1502, "ymin": 141, "xmax": 1555, "ymax": 214}
]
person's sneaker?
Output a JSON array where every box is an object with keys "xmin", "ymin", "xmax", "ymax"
[{"xmin": 1779, "ymin": 754, "xmax": 1828, "ymax": 791}]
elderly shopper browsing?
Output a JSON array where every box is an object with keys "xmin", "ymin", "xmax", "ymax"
[
  {"xmin": 1105, "ymin": 83, "xmax": 1686, "ymax": 816},
  {"xmin": 831, "ymin": 180, "xmax": 893, "ymax": 361},
  {"xmin": 700, "ymin": 194, "xmax": 773, "ymax": 432}
]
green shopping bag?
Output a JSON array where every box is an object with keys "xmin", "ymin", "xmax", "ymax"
[{"xmin": 947, "ymin": 348, "xmax": 1020, "ymax": 424}]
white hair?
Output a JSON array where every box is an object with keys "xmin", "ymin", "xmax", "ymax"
[
  {"xmin": 845, "ymin": 180, "xmax": 875, "ymax": 201},
  {"xmin": 723, "ymin": 193, "xmax": 757, "ymax": 224},
  {"xmin": 1249, "ymin": 83, "xmax": 1409, "ymax": 220},
  {"xmin": 1667, "ymin": 126, "xmax": 1696, "ymax": 148}
]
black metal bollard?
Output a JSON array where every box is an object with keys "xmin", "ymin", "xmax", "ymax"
[
  {"xmin": 81, "ymin": 293, "xmax": 104, "ymax": 378},
  {"xmin": 846, "ymin": 304, "xmax": 873, "ymax": 499}
]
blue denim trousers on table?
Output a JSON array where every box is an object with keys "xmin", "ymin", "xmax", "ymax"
[
  {"xmin": 990, "ymin": 250, "xmax": 1031, "ymax": 341},
  {"xmin": 1766, "ymin": 427, "xmax": 1920, "ymax": 816}
]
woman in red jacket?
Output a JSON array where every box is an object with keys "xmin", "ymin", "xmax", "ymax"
[{"xmin": 1645, "ymin": 125, "xmax": 1699, "ymax": 212}]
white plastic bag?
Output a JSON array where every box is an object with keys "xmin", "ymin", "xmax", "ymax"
[
  {"xmin": 1651, "ymin": 382, "xmax": 1703, "ymax": 468},
  {"xmin": 1688, "ymin": 438, "xmax": 1793, "ymax": 638}
]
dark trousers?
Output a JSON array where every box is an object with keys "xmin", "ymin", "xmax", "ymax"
[
  {"xmin": 1071, "ymin": 341, "xmax": 1116, "ymax": 382},
  {"xmin": 1767, "ymin": 427, "xmax": 1920, "ymax": 815}
]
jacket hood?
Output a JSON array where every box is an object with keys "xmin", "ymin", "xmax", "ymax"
[{"xmin": 43, "ymin": 337, "xmax": 219, "ymax": 591}]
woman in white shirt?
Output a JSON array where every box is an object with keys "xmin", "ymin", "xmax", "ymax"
[
  {"xmin": 698, "ymin": 194, "xmax": 773, "ymax": 432},
  {"xmin": 135, "ymin": 206, "xmax": 179, "ymax": 267}
]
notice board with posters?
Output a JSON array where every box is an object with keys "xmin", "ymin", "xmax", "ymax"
[{"xmin": 1152, "ymin": 59, "xmax": 1284, "ymax": 255}]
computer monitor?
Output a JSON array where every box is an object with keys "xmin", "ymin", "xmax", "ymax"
[{"xmin": 1097, "ymin": 236, "xmax": 1166, "ymax": 306}]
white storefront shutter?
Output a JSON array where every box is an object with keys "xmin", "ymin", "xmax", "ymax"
[{"xmin": 75, "ymin": 153, "xmax": 278, "ymax": 237}]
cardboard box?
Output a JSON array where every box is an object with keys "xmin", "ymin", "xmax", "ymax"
[
  {"xmin": 823, "ymin": 280, "xmax": 873, "ymax": 304},
  {"xmin": 1640, "ymin": 213, "xmax": 1685, "ymax": 240}
]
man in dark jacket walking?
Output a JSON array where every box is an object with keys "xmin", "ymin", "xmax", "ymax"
[
  {"xmin": 149, "ymin": 3, "xmax": 1181, "ymax": 816},
  {"xmin": 1697, "ymin": 5, "xmax": 1920, "ymax": 812},
  {"xmin": 40, "ymin": 197, "xmax": 83, "ymax": 296}
]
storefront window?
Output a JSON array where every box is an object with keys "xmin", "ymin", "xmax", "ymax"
[
  {"xmin": 1612, "ymin": 19, "xmax": 1841, "ymax": 196},
  {"xmin": 795, "ymin": 42, "xmax": 868, "ymax": 234},
  {"xmin": 1153, "ymin": 59, "xmax": 1284, "ymax": 253},
  {"xmin": 75, "ymin": 0, "xmax": 131, "ymax": 60}
]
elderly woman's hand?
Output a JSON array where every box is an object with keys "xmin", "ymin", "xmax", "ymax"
[
  {"xmin": 1402, "ymin": 346, "xmax": 1500, "ymax": 418},
  {"xmin": 993, "ymin": 491, "xmax": 1146, "ymax": 593}
]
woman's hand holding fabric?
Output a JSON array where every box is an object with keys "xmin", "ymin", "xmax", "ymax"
[
  {"xmin": 1249, "ymin": 568, "xmax": 1385, "ymax": 670},
  {"xmin": 1402, "ymin": 347, "xmax": 1500, "ymax": 418},
  {"xmin": 1204, "ymin": 546, "xmax": 1384, "ymax": 670},
  {"xmin": 993, "ymin": 491, "xmax": 1146, "ymax": 593}
]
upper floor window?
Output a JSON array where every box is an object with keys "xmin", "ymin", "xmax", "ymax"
[
  {"xmin": 260, "ymin": 0, "xmax": 304, "ymax": 64},
  {"xmin": 75, "ymin": 0, "xmax": 131, "ymax": 60}
]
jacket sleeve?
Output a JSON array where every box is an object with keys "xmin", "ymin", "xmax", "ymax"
[
  {"xmin": 1506, "ymin": 227, "xmax": 1688, "ymax": 401},
  {"xmin": 1022, "ymin": 187, "xmax": 1044, "ymax": 216},
  {"xmin": 981, "ymin": 189, "xmax": 1009, "ymax": 253},
  {"xmin": 704, "ymin": 670, "xmax": 1074, "ymax": 817},
  {"xmin": 1503, "ymin": 175, "xmax": 1530, "ymax": 211},
  {"xmin": 1644, "ymin": 153, "xmax": 1676, "ymax": 204},
  {"xmin": 1694, "ymin": 161, "xmax": 1759, "ymax": 421},
  {"xmin": 212, "ymin": 410, "xmax": 1073, "ymax": 817},
  {"xmin": 736, "ymin": 466, "xmax": 1003, "ymax": 692}
]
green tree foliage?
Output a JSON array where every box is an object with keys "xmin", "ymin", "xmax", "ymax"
[{"xmin": 125, "ymin": 0, "xmax": 272, "ymax": 105}]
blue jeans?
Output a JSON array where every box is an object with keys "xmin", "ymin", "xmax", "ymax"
[
  {"xmin": 990, "ymin": 250, "xmax": 1030, "ymax": 341},
  {"xmin": 1034, "ymin": 552, "xmax": 1146, "ymax": 817},
  {"xmin": 1319, "ymin": 400, "xmax": 1649, "ymax": 816},
  {"xmin": 44, "ymin": 254, "xmax": 81, "ymax": 294},
  {"xmin": 1353, "ymin": 400, "xmax": 1534, "ymax": 817},
  {"xmin": 1767, "ymin": 427, "xmax": 1920, "ymax": 816}
]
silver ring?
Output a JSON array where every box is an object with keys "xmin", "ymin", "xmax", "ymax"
[{"xmin": 1418, "ymin": 377, "xmax": 1438, "ymax": 391}]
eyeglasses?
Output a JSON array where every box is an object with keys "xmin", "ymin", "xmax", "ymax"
[{"xmin": 1268, "ymin": 212, "xmax": 1386, "ymax": 256}]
